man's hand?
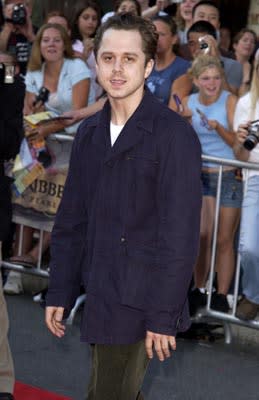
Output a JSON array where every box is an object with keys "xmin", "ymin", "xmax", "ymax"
[
  {"xmin": 145, "ymin": 330, "xmax": 176, "ymax": 362},
  {"xmin": 200, "ymin": 34, "xmax": 220, "ymax": 58},
  {"xmin": 45, "ymin": 306, "xmax": 66, "ymax": 338}
]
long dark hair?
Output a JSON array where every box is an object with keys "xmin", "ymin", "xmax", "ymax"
[{"xmin": 70, "ymin": 0, "xmax": 102, "ymax": 42}]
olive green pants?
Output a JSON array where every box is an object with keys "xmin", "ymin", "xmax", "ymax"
[{"xmin": 87, "ymin": 339, "xmax": 149, "ymax": 400}]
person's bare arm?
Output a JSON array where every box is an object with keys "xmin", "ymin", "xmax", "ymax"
[
  {"xmin": 72, "ymin": 78, "xmax": 90, "ymax": 110},
  {"xmin": 227, "ymin": 93, "xmax": 238, "ymax": 130},
  {"xmin": 238, "ymin": 62, "xmax": 251, "ymax": 97},
  {"xmin": 26, "ymin": 78, "xmax": 90, "ymax": 143},
  {"xmin": 62, "ymin": 96, "xmax": 106, "ymax": 125},
  {"xmin": 142, "ymin": 0, "xmax": 169, "ymax": 19},
  {"xmin": 233, "ymin": 123, "xmax": 250, "ymax": 162},
  {"xmin": 0, "ymin": 23, "xmax": 13, "ymax": 51},
  {"xmin": 168, "ymin": 74, "xmax": 192, "ymax": 112},
  {"xmin": 207, "ymin": 94, "xmax": 237, "ymax": 147}
]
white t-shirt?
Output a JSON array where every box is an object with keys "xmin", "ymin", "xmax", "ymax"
[
  {"xmin": 233, "ymin": 92, "xmax": 259, "ymax": 179},
  {"xmin": 110, "ymin": 121, "xmax": 124, "ymax": 146}
]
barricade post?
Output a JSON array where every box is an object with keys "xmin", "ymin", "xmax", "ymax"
[
  {"xmin": 2, "ymin": 151, "xmax": 259, "ymax": 336},
  {"xmin": 193, "ymin": 155, "xmax": 259, "ymax": 343}
]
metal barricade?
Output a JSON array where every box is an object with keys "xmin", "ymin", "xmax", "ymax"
[
  {"xmin": 1, "ymin": 133, "xmax": 74, "ymax": 278},
  {"xmin": 2, "ymin": 149, "xmax": 259, "ymax": 335},
  {"xmin": 193, "ymin": 155, "xmax": 259, "ymax": 343}
]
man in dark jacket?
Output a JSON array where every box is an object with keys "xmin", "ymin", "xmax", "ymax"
[
  {"xmin": 46, "ymin": 14, "xmax": 202, "ymax": 400},
  {"xmin": 0, "ymin": 51, "xmax": 24, "ymax": 400}
]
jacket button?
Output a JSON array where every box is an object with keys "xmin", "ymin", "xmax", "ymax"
[{"xmin": 120, "ymin": 237, "xmax": 126, "ymax": 243}]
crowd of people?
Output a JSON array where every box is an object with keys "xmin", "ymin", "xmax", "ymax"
[{"xmin": 1, "ymin": 0, "xmax": 259, "ymax": 399}]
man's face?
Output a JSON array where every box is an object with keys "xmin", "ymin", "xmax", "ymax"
[
  {"xmin": 192, "ymin": 5, "xmax": 220, "ymax": 29},
  {"xmin": 188, "ymin": 31, "xmax": 209, "ymax": 59},
  {"xmin": 96, "ymin": 28, "xmax": 153, "ymax": 102}
]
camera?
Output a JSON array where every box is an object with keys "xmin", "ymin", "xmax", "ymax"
[
  {"xmin": 243, "ymin": 123, "xmax": 259, "ymax": 151},
  {"xmin": 0, "ymin": 62, "xmax": 15, "ymax": 84},
  {"xmin": 198, "ymin": 36, "xmax": 210, "ymax": 54},
  {"xmin": 6, "ymin": 3, "xmax": 27, "ymax": 25},
  {"xmin": 33, "ymin": 87, "xmax": 50, "ymax": 107}
]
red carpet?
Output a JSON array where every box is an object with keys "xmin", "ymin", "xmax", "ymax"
[{"xmin": 14, "ymin": 381, "xmax": 72, "ymax": 400}]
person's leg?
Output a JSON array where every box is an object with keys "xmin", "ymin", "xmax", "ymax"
[
  {"xmin": 0, "ymin": 242, "xmax": 15, "ymax": 394},
  {"xmin": 4, "ymin": 225, "xmax": 35, "ymax": 294},
  {"xmin": 87, "ymin": 340, "xmax": 149, "ymax": 400},
  {"xmin": 194, "ymin": 196, "xmax": 215, "ymax": 289},
  {"xmin": 26, "ymin": 231, "xmax": 51, "ymax": 263},
  {"xmin": 215, "ymin": 206, "xmax": 241, "ymax": 295},
  {"xmin": 12, "ymin": 225, "xmax": 34, "ymax": 257},
  {"xmin": 239, "ymin": 176, "xmax": 259, "ymax": 304}
]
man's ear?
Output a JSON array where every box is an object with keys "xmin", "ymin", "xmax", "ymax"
[{"xmin": 144, "ymin": 58, "xmax": 154, "ymax": 79}]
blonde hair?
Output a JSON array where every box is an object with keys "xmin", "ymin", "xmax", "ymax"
[
  {"xmin": 27, "ymin": 23, "xmax": 74, "ymax": 71},
  {"xmin": 249, "ymin": 59, "xmax": 259, "ymax": 119},
  {"xmin": 188, "ymin": 54, "xmax": 224, "ymax": 79}
]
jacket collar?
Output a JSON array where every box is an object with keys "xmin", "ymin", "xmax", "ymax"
[{"xmin": 91, "ymin": 89, "xmax": 160, "ymax": 164}]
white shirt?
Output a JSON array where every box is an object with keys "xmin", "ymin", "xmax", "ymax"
[
  {"xmin": 233, "ymin": 92, "xmax": 259, "ymax": 179},
  {"xmin": 110, "ymin": 121, "xmax": 124, "ymax": 146}
]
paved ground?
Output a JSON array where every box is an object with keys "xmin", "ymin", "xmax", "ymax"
[{"xmin": 6, "ymin": 293, "xmax": 259, "ymax": 400}]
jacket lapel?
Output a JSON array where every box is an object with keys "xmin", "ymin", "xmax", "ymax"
[{"xmin": 104, "ymin": 90, "xmax": 156, "ymax": 164}]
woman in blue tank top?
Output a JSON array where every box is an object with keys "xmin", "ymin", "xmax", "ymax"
[{"xmin": 182, "ymin": 55, "xmax": 242, "ymax": 314}]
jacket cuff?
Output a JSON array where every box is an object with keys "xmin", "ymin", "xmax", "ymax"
[
  {"xmin": 145, "ymin": 304, "xmax": 191, "ymax": 336},
  {"xmin": 46, "ymin": 287, "xmax": 80, "ymax": 315}
]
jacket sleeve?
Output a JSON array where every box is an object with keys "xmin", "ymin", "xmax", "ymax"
[
  {"xmin": 145, "ymin": 117, "xmax": 202, "ymax": 336},
  {"xmin": 46, "ymin": 127, "xmax": 88, "ymax": 314},
  {"xmin": 0, "ymin": 78, "xmax": 24, "ymax": 160}
]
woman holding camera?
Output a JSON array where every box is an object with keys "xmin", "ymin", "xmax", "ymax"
[
  {"xmin": 233, "ymin": 57, "xmax": 259, "ymax": 320},
  {"xmin": 182, "ymin": 55, "xmax": 242, "ymax": 313}
]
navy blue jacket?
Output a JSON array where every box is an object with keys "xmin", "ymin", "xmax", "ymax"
[{"xmin": 46, "ymin": 89, "xmax": 202, "ymax": 344}]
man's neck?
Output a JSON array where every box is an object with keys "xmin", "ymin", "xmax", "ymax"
[{"xmin": 109, "ymin": 90, "xmax": 145, "ymax": 126}]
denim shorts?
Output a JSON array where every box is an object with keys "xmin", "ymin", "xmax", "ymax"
[{"xmin": 202, "ymin": 169, "xmax": 243, "ymax": 208}]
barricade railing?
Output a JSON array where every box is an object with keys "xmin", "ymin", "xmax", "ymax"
[
  {"xmin": 1, "ymin": 133, "xmax": 75, "ymax": 278},
  {"xmin": 193, "ymin": 155, "xmax": 259, "ymax": 343},
  {"xmin": 1, "ymin": 132, "xmax": 84, "ymax": 323},
  {"xmin": 2, "ymin": 149, "xmax": 259, "ymax": 335}
]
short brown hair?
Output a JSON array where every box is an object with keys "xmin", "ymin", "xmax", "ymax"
[
  {"xmin": 27, "ymin": 23, "xmax": 74, "ymax": 71},
  {"xmin": 94, "ymin": 13, "xmax": 158, "ymax": 65}
]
